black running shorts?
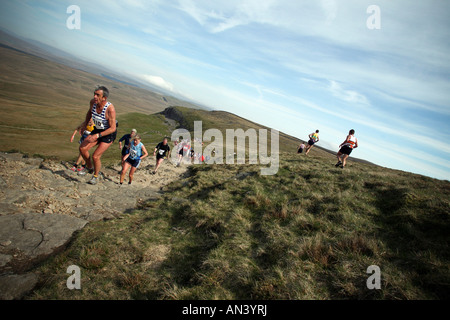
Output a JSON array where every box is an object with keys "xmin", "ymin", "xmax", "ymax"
[
  {"xmin": 91, "ymin": 128, "xmax": 117, "ymax": 144},
  {"xmin": 339, "ymin": 145, "xmax": 353, "ymax": 155}
]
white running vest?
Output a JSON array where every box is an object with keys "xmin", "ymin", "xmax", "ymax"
[
  {"xmin": 92, "ymin": 102, "xmax": 111, "ymax": 130},
  {"xmin": 344, "ymin": 135, "xmax": 357, "ymax": 148}
]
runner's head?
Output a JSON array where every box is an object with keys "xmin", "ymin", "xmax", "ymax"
[
  {"xmin": 133, "ymin": 135, "xmax": 141, "ymax": 145},
  {"xmin": 131, "ymin": 129, "xmax": 137, "ymax": 137},
  {"xmin": 93, "ymin": 85, "xmax": 109, "ymax": 104},
  {"xmin": 316, "ymin": 130, "xmax": 319, "ymax": 133},
  {"xmin": 349, "ymin": 129, "xmax": 355, "ymax": 135},
  {"xmin": 163, "ymin": 137, "xmax": 168, "ymax": 145}
]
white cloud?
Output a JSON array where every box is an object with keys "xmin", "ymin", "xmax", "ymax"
[
  {"xmin": 177, "ymin": 0, "xmax": 277, "ymax": 33},
  {"xmin": 321, "ymin": 0, "xmax": 338, "ymax": 25},
  {"xmin": 329, "ymin": 80, "xmax": 369, "ymax": 105},
  {"xmin": 140, "ymin": 75, "xmax": 174, "ymax": 92}
]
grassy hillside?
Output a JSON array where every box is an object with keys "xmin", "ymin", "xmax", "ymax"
[{"xmin": 29, "ymin": 151, "xmax": 449, "ymax": 300}]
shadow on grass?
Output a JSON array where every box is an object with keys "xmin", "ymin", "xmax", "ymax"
[{"xmin": 369, "ymin": 184, "xmax": 450, "ymax": 299}]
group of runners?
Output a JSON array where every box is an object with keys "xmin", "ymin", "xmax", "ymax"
[
  {"xmin": 69, "ymin": 86, "xmax": 172, "ymax": 185},
  {"xmin": 175, "ymin": 139, "xmax": 206, "ymax": 167},
  {"xmin": 71, "ymin": 86, "xmax": 359, "ymax": 186},
  {"xmin": 297, "ymin": 129, "xmax": 359, "ymax": 168}
]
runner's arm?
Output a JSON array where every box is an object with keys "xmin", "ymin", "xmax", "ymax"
[
  {"xmin": 140, "ymin": 145, "xmax": 149, "ymax": 160},
  {"xmin": 96, "ymin": 104, "xmax": 116, "ymax": 138},
  {"xmin": 339, "ymin": 135, "xmax": 350, "ymax": 148},
  {"xmin": 70, "ymin": 129, "xmax": 78, "ymax": 143},
  {"xmin": 82, "ymin": 100, "xmax": 94, "ymax": 133}
]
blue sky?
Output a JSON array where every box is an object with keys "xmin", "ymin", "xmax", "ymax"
[{"xmin": 1, "ymin": 0, "xmax": 449, "ymax": 180}]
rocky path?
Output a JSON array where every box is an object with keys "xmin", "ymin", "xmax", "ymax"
[{"xmin": 0, "ymin": 152, "xmax": 189, "ymax": 299}]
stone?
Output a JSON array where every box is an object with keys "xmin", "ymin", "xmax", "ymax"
[
  {"xmin": 0, "ymin": 254, "xmax": 12, "ymax": 267},
  {"xmin": 0, "ymin": 213, "xmax": 88, "ymax": 267},
  {"xmin": 0, "ymin": 273, "xmax": 38, "ymax": 300},
  {"xmin": 0, "ymin": 240, "xmax": 12, "ymax": 247},
  {"xmin": 0, "ymin": 203, "xmax": 24, "ymax": 216}
]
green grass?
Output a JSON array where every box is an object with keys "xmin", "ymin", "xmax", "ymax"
[{"xmin": 29, "ymin": 152, "xmax": 450, "ymax": 300}]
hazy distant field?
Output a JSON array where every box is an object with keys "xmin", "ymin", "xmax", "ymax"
[{"xmin": 0, "ymin": 45, "xmax": 196, "ymax": 162}]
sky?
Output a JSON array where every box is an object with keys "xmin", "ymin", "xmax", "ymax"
[{"xmin": 0, "ymin": 0, "xmax": 449, "ymax": 180}]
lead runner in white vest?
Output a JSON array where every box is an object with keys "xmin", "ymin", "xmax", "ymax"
[{"xmin": 79, "ymin": 86, "xmax": 117, "ymax": 185}]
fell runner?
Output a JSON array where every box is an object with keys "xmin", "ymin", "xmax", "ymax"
[
  {"xmin": 79, "ymin": 86, "xmax": 117, "ymax": 185},
  {"xmin": 336, "ymin": 129, "xmax": 358, "ymax": 169},
  {"xmin": 305, "ymin": 130, "xmax": 320, "ymax": 155},
  {"xmin": 153, "ymin": 137, "xmax": 171, "ymax": 174},
  {"xmin": 120, "ymin": 135, "xmax": 148, "ymax": 185}
]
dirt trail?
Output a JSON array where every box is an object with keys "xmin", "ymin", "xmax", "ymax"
[
  {"xmin": 0, "ymin": 152, "xmax": 188, "ymax": 221},
  {"xmin": 0, "ymin": 152, "xmax": 189, "ymax": 299}
]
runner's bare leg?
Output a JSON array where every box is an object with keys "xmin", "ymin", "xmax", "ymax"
[
  {"xmin": 120, "ymin": 162, "xmax": 131, "ymax": 184},
  {"xmin": 79, "ymin": 140, "xmax": 98, "ymax": 169},
  {"xmin": 92, "ymin": 142, "xmax": 112, "ymax": 176},
  {"xmin": 129, "ymin": 166, "xmax": 138, "ymax": 183}
]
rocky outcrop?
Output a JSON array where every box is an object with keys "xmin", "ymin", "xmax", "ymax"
[
  {"xmin": 161, "ymin": 107, "xmax": 188, "ymax": 129},
  {"xmin": 0, "ymin": 213, "xmax": 88, "ymax": 273}
]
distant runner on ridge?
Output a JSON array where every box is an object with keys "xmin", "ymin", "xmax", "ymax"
[
  {"xmin": 335, "ymin": 129, "xmax": 358, "ymax": 169},
  {"xmin": 297, "ymin": 142, "xmax": 306, "ymax": 154},
  {"xmin": 305, "ymin": 130, "xmax": 320, "ymax": 155}
]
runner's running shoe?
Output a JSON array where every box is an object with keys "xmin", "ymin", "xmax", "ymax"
[
  {"xmin": 88, "ymin": 176, "xmax": 98, "ymax": 185},
  {"xmin": 78, "ymin": 167, "xmax": 93, "ymax": 176}
]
